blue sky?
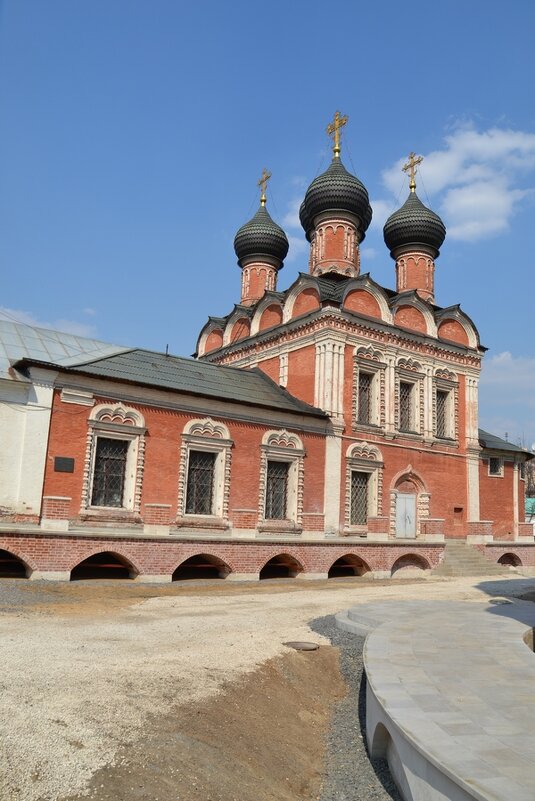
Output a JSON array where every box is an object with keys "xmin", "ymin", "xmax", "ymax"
[{"xmin": 1, "ymin": 0, "xmax": 534, "ymax": 445}]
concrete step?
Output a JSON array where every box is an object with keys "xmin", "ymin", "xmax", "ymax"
[{"xmin": 432, "ymin": 540, "xmax": 506, "ymax": 577}]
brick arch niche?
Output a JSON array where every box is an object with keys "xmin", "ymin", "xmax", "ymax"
[
  {"xmin": 343, "ymin": 289, "xmax": 382, "ymax": 319},
  {"xmin": 390, "ymin": 468, "xmax": 430, "ymax": 538}
]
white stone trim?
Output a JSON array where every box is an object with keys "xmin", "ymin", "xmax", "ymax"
[
  {"xmin": 177, "ymin": 417, "xmax": 233, "ymax": 522},
  {"xmin": 258, "ymin": 429, "xmax": 305, "ymax": 529}
]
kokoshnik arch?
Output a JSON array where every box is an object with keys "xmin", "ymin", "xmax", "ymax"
[{"xmin": 0, "ymin": 113, "xmax": 532, "ymax": 581}]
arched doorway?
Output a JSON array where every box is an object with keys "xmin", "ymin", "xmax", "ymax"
[
  {"xmin": 259, "ymin": 554, "xmax": 303, "ymax": 579},
  {"xmin": 328, "ymin": 554, "xmax": 371, "ymax": 578},
  {"xmin": 0, "ymin": 549, "xmax": 28, "ymax": 578},
  {"xmin": 391, "ymin": 553, "xmax": 430, "ymax": 577},
  {"xmin": 172, "ymin": 554, "xmax": 231, "ymax": 580},
  {"xmin": 70, "ymin": 552, "xmax": 136, "ymax": 580}
]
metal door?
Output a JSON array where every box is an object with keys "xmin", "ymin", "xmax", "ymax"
[{"xmin": 395, "ymin": 493, "xmax": 417, "ymax": 538}]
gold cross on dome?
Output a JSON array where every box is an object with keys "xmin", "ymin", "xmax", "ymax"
[
  {"xmin": 403, "ymin": 152, "xmax": 424, "ymax": 192},
  {"xmin": 257, "ymin": 168, "xmax": 272, "ymax": 206},
  {"xmin": 327, "ymin": 111, "xmax": 348, "ymax": 157}
]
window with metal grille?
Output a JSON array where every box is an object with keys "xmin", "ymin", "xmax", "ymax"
[
  {"xmin": 435, "ymin": 389, "xmax": 448, "ymax": 438},
  {"xmin": 350, "ymin": 471, "xmax": 368, "ymax": 525},
  {"xmin": 357, "ymin": 372, "xmax": 372, "ymax": 424},
  {"xmin": 186, "ymin": 451, "xmax": 216, "ymax": 514},
  {"xmin": 265, "ymin": 461, "xmax": 289, "ymax": 519},
  {"xmin": 399, "ymin": 382, "xmax": 413, "ymax": 431},
  {"xmin": 91, "ymin": 438, "xmax": 128, "ymax": 507},
  {"xmin": 520, "ymin": 462, "xmax": 526, "ymax": 480},
  {"xmin": 489, "ymin": 457, "xmax": 503, "ymax": 476}
]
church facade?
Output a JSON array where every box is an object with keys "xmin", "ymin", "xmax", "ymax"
[{"xmin": 0, "ymin": 117, "xmax": 532, "ymax": 580}]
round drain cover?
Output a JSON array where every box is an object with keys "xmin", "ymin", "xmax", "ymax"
[{"xmin": 283, "ymin": 641, "xmax": 319, "ymax": 651}]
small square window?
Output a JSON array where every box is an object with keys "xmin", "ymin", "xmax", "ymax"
[{"xmin": 488, "ymin": 457, "xmax": 503, "ymax": 477}]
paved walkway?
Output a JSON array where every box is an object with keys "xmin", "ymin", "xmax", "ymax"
[{"xmin": 337, "ymin": 598, "xmax": 535, "ymax": 801}]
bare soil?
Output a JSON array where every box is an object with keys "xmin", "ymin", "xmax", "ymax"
[{"xmin": 1, "ymin": 574, "xmax": 534, "ymax": 801}]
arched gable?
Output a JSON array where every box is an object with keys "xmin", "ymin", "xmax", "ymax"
[
  {"xmin": 204, "ymin": 328, "xmax": 224, "ymax": 353},
  {"xmin": 435, "ymin": 307, "xmax": 479, "ymax": 349},
  {"xmin": 343, "ymin": 288, "xmax": 382, "ymax": 318},
  {"xmin": 250, "ymin": 298, "xmax": 284, "ymax": 335},
  {"xmin": 183, "ymin": 417, "xmax": 230, "ymax": 440},
  {"xmin": 289, "ymin": 287, "xmax": 321, "ymax": 319},
  {"xmin": 438, "ymin": 319, "xmax": 469, "ymax": 346},
  {"xmin": 90, "ymin": 402, "xmax": 145, "ymax": 428},
  {"xmin": 394, "ymin": 305, "xmax": 428, "ymax": 334},
  {"xmin": 229, "ymin": 317, "xmax": 250, "ymax": 343}
]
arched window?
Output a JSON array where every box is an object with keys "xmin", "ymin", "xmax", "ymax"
[
  {"xmin": 344, "ymin": 442, "xmax": 383, "ymax": 533},
  {"xmin": 82, "ymin": 404, "xmax": 146, "ymax": 514},
  {"xmin": 176, "ymin": 418, "xmax": 233, "ymax": 527},
  {"xmin": 258, "ymin": 430, "xmax": 305, "ymax": 533},
  {"xmin": 353, "ymin": 346, "xmax": 386, "ymax": 429}
]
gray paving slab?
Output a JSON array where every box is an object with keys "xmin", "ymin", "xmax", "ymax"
[{"xmin": 337, "ymin": 597, "xmax": 535, "ymax": 801}]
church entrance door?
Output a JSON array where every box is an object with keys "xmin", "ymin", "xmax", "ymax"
[{"xmin": 396, "ymin": 493, "xmax": 416, "ymax": 538}]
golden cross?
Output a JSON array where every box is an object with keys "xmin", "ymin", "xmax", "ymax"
[
  {"xmin": 257, "ymin": 168, "xmax": 272, "ymax": 206},
  {"xmin": 326, "ymin": 111, "xmax": 348, "ymax": 157},
  {"xmin": 402, "ymin": 152, "xmax": 424, "ymax": 192}
]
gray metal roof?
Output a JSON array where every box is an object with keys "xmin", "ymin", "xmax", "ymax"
[
  {"xmin": 478, "ymin": 429, "xmax": 533, "ymax": 458},
  {"xmin": 0, "ymin": 319, "xmax": 128, "ymax": 381},
  {"xmin": 19, "ymin": 348, "xmax": 327, "ymax": 418}
]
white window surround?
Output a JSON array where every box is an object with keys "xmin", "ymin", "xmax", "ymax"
[
  {"xmin": 353, "ymin": 346, "xmax": 386, "ymax": 430},
  {"xmin": 177, "ymin": 418, "xmax": 232, "ymax": 527},
  {"xmin": 81, "ymin": 403, "xmax": 146, "ymax": 515},
  {"xmin": 344, "ymin": 442, "xmax": 383, "ymax": 533},
  {"xmin": 258, "ymin": 430, "xmax": 305, "ymax": 533}
]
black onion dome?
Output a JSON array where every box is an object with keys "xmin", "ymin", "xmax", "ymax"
[
  {"xmin": 233, "ymin": 205, "xmax": 289, "ymax": 267},
  {"xmin": 299, "ymin": 157, "xmax": 373, "ymax": 242},
  {"xmin": 383, "ymin": 192, "xmax": 446, "ymax": 256}
]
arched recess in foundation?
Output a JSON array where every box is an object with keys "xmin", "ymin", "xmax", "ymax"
[
  {"xmin": 259, "ymin": 553, "xmax": 303, "ymax": 579},
  {"xmin": 70, "ymin": 551, "xmax": 138, "ymax": 581},
  {"xmin": 391, "ymin": 553, "xmax": 430, "ymax": 577},
  {"xmin": 328, "ymin": 554, "xmax": 371, "ymax": 578},
  {"xmin": 0, "ymin": 548, "xmax": 29, "ymax": 578},
  {"xmin": 498, "ymin": 552, "xmax": 522, "ymax": 567},
  {"xmin": 172, "ymin": 554, "xmax": 231, "ymax": 580}
]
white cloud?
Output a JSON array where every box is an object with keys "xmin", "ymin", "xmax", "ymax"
[
  {"xmin": 378, "ymin": 124, "xmax": 535, "ymax": 243},
  {"xmin": 370, "ymin": 199, "xmax": 396, "ymax": 230},
  {"xmin": 0, "ymin": 307, "xmax": 97, "ymax": 338},
  {"xmin": 283, "ymin": 197, "xmax": 302, "ymax": 230},
  {"xmin": 286, "ymin": 234, "xmax": 308, "ymax": 263},
  {"xmin": 360, "ymin": 246, "xmax": 378, "ymax": 260},
  {"xmin": 479, "ymin": 351, "xmax": 535, "ymax": 446}
]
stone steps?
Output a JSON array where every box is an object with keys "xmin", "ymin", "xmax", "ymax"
[{"xmin": 432, "ymin": 540, "xmax": 506, "ymax": 576}]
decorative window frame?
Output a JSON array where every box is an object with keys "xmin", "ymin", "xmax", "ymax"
[
  {"xmin": 81, "ymin": 403, "xmax": 146, "ymax": 515},
  {"xmin": 258, "ymin": 430, "xmax": 305, "ymax": 534},
  {"xmin": 344, "ymin": 442, "xmax": 384, "ymax": 534},
  {"xmin": 176, "ymin": 418, "xmax": 233, "ymax": 528},
  {"xmin": 395, "ymin": 358, "xmax": 425, "ymax": 435},
  {"xmin": 433, "ymin": 368, "xmax": 458, "ymax": 442},
  {"xmin": 353, "ymin": 346, "xmax": 386, "ymax": 431}
]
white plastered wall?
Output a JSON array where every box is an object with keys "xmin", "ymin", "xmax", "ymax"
[{"xmin": 0, "ymin": 367, "xmax": 57, "ymax": 517}]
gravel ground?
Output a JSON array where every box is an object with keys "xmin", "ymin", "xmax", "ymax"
[
  {"xmin": 312, "ymin": 616, "xmax": 402, "ymax": 801},
  {"xmin": 1, "ymin": 574, "xmax": 534, "ymax": 801}
]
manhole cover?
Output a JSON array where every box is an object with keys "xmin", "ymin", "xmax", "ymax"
[{"xmin": 283, "ymin": 641, "xmax": 319, "ymax": 651}]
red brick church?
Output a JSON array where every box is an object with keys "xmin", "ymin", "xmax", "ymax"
[{"xmin": 0, "ymin": 114, "xmax": 532, "ymax": 580}]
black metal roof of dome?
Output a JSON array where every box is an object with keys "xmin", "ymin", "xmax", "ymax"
[
  {"xmin": 383, "ymin": 191, "xmax": 446, "ymax": 256},
  {"xmin": 234, "ymin": 204, "xmax": 289, "ymax": 268},
  {"xmin": 299, "ymin": 157, "xmax": 373, "ymax": 242}
]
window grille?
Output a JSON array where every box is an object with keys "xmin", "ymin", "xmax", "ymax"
[
  {"xmin": 91, "ymin": 438, "xmax": 128, "ymax": 507},
  {"xmin": 357, "ymin": 372, "xmax": 372, "ymax": 424},
  {"xmin": 186, "ymin": 451, "xmax": 216, "ymax": 514},
  {"xmin": 520, "ymin": 462, "xmax": 526, "ymax": 480},
  {"xmin": 399, "ymin": 382, "xmax": 413, "ymax": 431},
  {"xmin": 350, "ymin": 471, "xmax": 368, "ymax": 525},
  {"xmin": 436, "ymin": 390, "xmax": 448, "ymax": 438},
  {"xmin": 265, "ymin": 461, "xmax": 289, "ymax": 519},
  {"xmin": 489, "ymin": 457, "xmax": 502, "ymax": 476}
]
